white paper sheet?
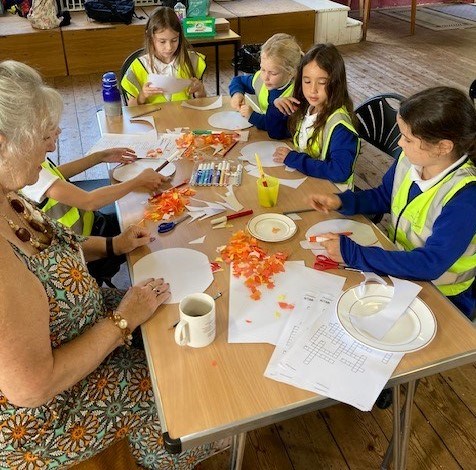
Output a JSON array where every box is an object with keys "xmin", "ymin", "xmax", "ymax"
[
  {"xmin": 244, "ymin": 93, "xmax": 261, "ymax": 113},
  {"xmin": 148, "ymin": 73, "xmax": 192, "ymax": 94},
  {"xmin": 274, "ymin": 308, "xmax": 403, "ymax": 411},
  {"xmin": 246, "ymin": 166, "xmax": 307, "ymax": 189},
  {"xmin": 181, "ymin": 95, "xmax": 223, "ymax": 110},
  {"xmin": 208, "ymin": 111, "xmax": 253, "ymax": 130},
  {"xmin": 228, "ymin": 261, "xmax": 345, "ymax": 345},
  {"xmin": 189, "ymin": 236, "xmax": 206, "ymax": 244},
  {"xmin": 351, "ymin": 277, "xmax": 422, "ymax": 340},
  {"xmin": 305, "ymin": 219, "xmax": 379, "ymax": 255},
  {"xmin": 132, "ymin": 248, "xmax": 213, "ymax": 304},
  {"xmin": 240, "ymin": 141, "xmax": 290, "ymax": 168},
  {"xmin": 86, "ymin": 132, "xmax": 157, "ymax": 158}
]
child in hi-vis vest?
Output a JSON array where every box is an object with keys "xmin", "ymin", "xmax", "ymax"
[
  {"xmin": 229, "ymin": 33, "xmax": 302, "ymax": 131},
  {"xmin": 121, "ymin": 6, "xmax": 207, "ymax": 104},
  {"xmin": 269, "ymin": 43, "xmax": 360, "ymax": 191},
  {"xmin": 309, "ymin": 87, "xmax": 476, "ymax": 319}
]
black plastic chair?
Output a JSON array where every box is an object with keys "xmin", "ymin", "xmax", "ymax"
[
  {"xmin": 355, "ymin": 93, "xmax": 405, "ymax": 161},
  {"xmin": 119, "ymin": 48, "xmax": 145, "ymax": 105},
  {"xmin": 470, "ymin": 79, "xmax": 476, "ymax": 104}
]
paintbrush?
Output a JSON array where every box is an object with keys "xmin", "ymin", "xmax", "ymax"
[
  {"xmin": 155, "ymin": 149, "xmax": 180, "ymax": 173},
  {"xmin": 282, "ymin": 208, "xmax": 315, "ymax": 215},
  {"xmin": 130, "ymin": 106, "xmax": 162, "ymax": 119},
  {"xmin": 255, "ymin": 153, "xmax": 267, "ymax": 187}
]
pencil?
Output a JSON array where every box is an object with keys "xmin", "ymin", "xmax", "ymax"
[
  {"xmin": 282, "ymin": 208, "xmax": 315, "ymax": 215},
  {"xmin": 130, "ymin": 107, "xmax": 162, "ymax": 119}
]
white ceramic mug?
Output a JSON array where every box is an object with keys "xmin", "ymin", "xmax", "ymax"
[{"xmin": 174, "ymin": 293, "xmax": 216, "ymax": 348}]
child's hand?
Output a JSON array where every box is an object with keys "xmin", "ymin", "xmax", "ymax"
[
  {"xmin": 308, "ymin": 193, "xmax": 342, "ymax": 213},
  {"xmin": 138, "ymin": 82, "xmax": 165, "ymax": 104},
  {"xmin": 274, "ymin": 97, "xmax": 300, "ymax": 115},
  {"xmin": 320, "ymin": 234, "xmax": 344, "ymax": 263},
  {"xmin": 230, "ymin": 93, "xmax": 245, "ymax": 110},
  {"xmin": 133, "ymin": 168, "xmax": 170, "ymax": 192},
  {"xmin": 99, "ymin": 148, "xmax": 137, "ymax": 164},
  {"xmin": 189, "ymin": 78, "xmax": 206, "ymax": 98},
  {"xmin": 239, "ymin": 104, "xmax": 252, "ymax": 119},
  {"xmin": 273, "ymin": 146, "xmax": 291, "ymax": 163}
]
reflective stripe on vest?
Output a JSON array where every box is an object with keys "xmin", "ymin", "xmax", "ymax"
[
  {"xmin": 292, "ymin": 106, "xmax": 360, "ymax": 190},
  {"xmin": 121, "ymin": 52, "xmax": 206, "ymax": 104},
  {"xmin": 388, "ymin": 155, "xmax": 476, "ymax": 296},
  {"xmin": 40, "ymin": 161, "xmax": 94, "ymax": 236},
  {"xmin": 251, "ymin": 72, "xmax": 294, "ymax": 112}
]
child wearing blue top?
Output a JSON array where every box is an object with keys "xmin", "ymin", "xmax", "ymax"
[
  {"xmin": 270, "ymin": 43, "xmax": 360, "ymax": 191},
  {"xmin": 229, "ymin": 33, "xmax": 302, "ymax": 130},
  {"xmin": 309, "ymin": 87, "xmax": 476, "ymax": 319}
]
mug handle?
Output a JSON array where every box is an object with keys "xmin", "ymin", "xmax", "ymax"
[{"xmin": 174, "ymin": 320, "xmax": 189, "ymax": 346}]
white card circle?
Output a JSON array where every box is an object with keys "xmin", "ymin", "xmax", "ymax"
[
  {"xmin": 240, "ymin": 141, "xmax": 288, "ymax": 167},
  {"xmin": 305, "ymin": 219, "xmax": 378, "ymax": 254},
  {"xmin": 112, "ymin": 159, "xmax": 176, "ymax": 181},
  {"xmin": 208, "ymin": 111, "xmax": 253, "ymax": 130},
  {"xmin": 132, "ymin": 248, "xmax": 213, "ymax": 304}
]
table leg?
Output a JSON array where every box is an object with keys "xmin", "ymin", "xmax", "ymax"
[
  {"xmin": 233, "ymin": 42, "xmax": 239, "ymax": 76},
  {"xmin": 215, "ymin": 44, "xmax": 220, "ymax": 96},
  {"xmin": 400, "ymin": 380, "xmax": 416, "ymax": 468},
  {"xmin": 381, "ymin": 380, "xmax": 419, "ymax": 470},
  {"xmin": 362, "ymin": 0, "xmax": 371, "ymax": 41},
  {"xmin": 392, "ymin": 385, "xmax": 401, "ymax": 470},
  {"xmin": 229, "ymin": 432, "xmax": 246, "ymax": 470}
]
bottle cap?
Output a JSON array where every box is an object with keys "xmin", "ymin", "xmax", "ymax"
[{"xmin": 102, "ymin": 71, "xmax": 118, "ymax": 88}]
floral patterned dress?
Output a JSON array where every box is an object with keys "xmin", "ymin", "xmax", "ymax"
[{"xmin": 0, "ymin": 213, "xmax": 223, "ymax": 469}]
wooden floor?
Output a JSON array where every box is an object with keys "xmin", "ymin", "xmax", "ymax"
[{"xmin": 57, "ymin": 13, "xmax": 476, "ymax": 470}]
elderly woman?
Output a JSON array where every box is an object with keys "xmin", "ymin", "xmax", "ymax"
[{"xmin": 0, "ymin": 61, "xmax": 226, "ymax": 468}]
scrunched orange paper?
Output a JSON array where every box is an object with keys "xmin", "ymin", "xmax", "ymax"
[
  {"xmin": 144, "ymin": 188, "xmax": 196, "ymax": 221},
  {"xmin": 220, "ymin": 231, "xmax": 287, "ymax": 300},
  {"xmin": 176, "ymin": 132, "xmax": 238, "ymax": 159}
]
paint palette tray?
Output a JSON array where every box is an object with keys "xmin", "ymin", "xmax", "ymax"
[{"xmin": 190, "ymin": 159, "xmax": 243, "ymax": 187}]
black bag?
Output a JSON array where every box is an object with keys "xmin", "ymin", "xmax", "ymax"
[
  {"xmin": 233, "ymin": 43, "xmax": 261, "ymax": 74},
  {"xmin": 84, "ymin": 0, "xmax": 134, "ymax": 25}
]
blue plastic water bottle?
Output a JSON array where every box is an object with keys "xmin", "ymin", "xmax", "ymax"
[{"xmin": 102, "ymin": 72, "xmax": 122, "ymax": 117}]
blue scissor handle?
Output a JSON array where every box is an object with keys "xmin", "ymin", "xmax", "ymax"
[{"xmin": 157, "ymin": 221, "xmax": 176, "ymax": 233}]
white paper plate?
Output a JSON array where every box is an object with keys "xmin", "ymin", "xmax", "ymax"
[
  {"xmin": 336, "ymin": 284, "xmax": 437, "ymax": 353},
  {"xmin": 305, "ymin": 219, "xmax": 378, "ymax": 254},
  {"xmin": 112, "ymin": 159, "xmax": 176, "ymax": 182},
  {"xmin": 240, "ymin": 141, "xmax": 288, "ymax": 168},
  {"xmin": 208, "ymin": 111, "xmax": 253, "ymax": 130},
  {"xmin": 132, "ymin": 248, "xmax": 213, "ymax": 304},
  {"xmin": 247, "ymin": 213, "xmax": 297, "ymax": 242}
]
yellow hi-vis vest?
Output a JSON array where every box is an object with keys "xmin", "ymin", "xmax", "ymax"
[
  {"xmin": 251, "ymin": 71, "xmax": 294, "ymax": 112},
  {"xmin": 388, "ymin": 154, "xmax": 476, "ymax": 296},
  {"xmin": 121, "ymin": 52, "xmax": 206, "ymax": 104},
  {"xmin": 40, "ymin": 161, "xmax": 94, "ymax": 236},
  {"xmin": 292, "ymin": 106, "xmax": 359, "ymax": 190}
]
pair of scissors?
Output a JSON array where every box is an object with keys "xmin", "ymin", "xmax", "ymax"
[
  {"xmin": 313, "ymin": 255, "xmax": 360, "ymax": 272},
  {"xmin": 157, "ymin": 214, "xmax": 189, "ymax": 234}
]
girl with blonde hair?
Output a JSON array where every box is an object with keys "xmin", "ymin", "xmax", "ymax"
[{"xmin": 229, "ymin": 33, "xmax": 303, "ymax": 130}]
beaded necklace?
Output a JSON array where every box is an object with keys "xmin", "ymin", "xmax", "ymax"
[{"xmin": 0, "ymin": 194, "xmax": 54, "ymax": 249}]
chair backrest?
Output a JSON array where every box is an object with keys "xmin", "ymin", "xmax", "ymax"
[
  {"xmin": 119, "ymin": 48, "xmax": 145, "ymax": 105},
  {"xmin": 470, "ymin": 79, "xmax": 476, "ymax": 104},
  {"xmin": 355, "ymin": 93, "xmax": 405, "ymax": 160}
]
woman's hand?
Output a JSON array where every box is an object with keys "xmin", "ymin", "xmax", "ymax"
[
  {"xmin": 320, "ymin": 234, "xmax": 344, "ymax": 263},
  {"xmin": 230, "ymin": 93, "xmax": 245, "ymax": 110},
  {"xmin": 273, "ymin": 146, "xmax": 291, "ymax": 163},
  {"xmin": 98, "ymin": 148, "xmax": 137, "ymax": 164},
  {"xmin": 189, "ymin": 78, "xmax": 206, "ymax": 98},
  {"xmin": 113, "ymin": 225, "xmax": 155, "ymax": 256},
  {"xmin": 115, "ymin": 277, "xmax": 171, "ymax": 331},
  {"xmin": 239, "ymin": 104, "xmax": 252, "ymax": 119},
  {"xmin": 308, "ymin": 193, "xmax": 342, "ymax": 213},
  {"xmin": 138, "ymin": 82, "xmax": 165, "ymax": 104},
  {"xmin": 133, "ymin": 168, "xmax": 170, "ymax": 192},
  {"xmin": 274, "ymin": 97, "xmax": 300, "ymax": 115}
]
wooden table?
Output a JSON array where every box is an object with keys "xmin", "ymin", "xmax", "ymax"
[
  {"xmin": 362, "ymin": 0, "xmax": 417, "ymax": 41},
  {"xmin": 98, "ymin": 97, "xmax": 476, "ymax": 470},
  {"xmin": 189, "ymin": 30, "xmax": 241, "ymax": 95}
]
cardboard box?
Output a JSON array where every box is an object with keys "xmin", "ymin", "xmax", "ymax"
[
  {"xmin": 215, "ymin": 18, "xmax": 230, "ymax": 32},
  {"xmin": 184, "ymin": 17, "xmax": 216, "ymax": 38}
]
